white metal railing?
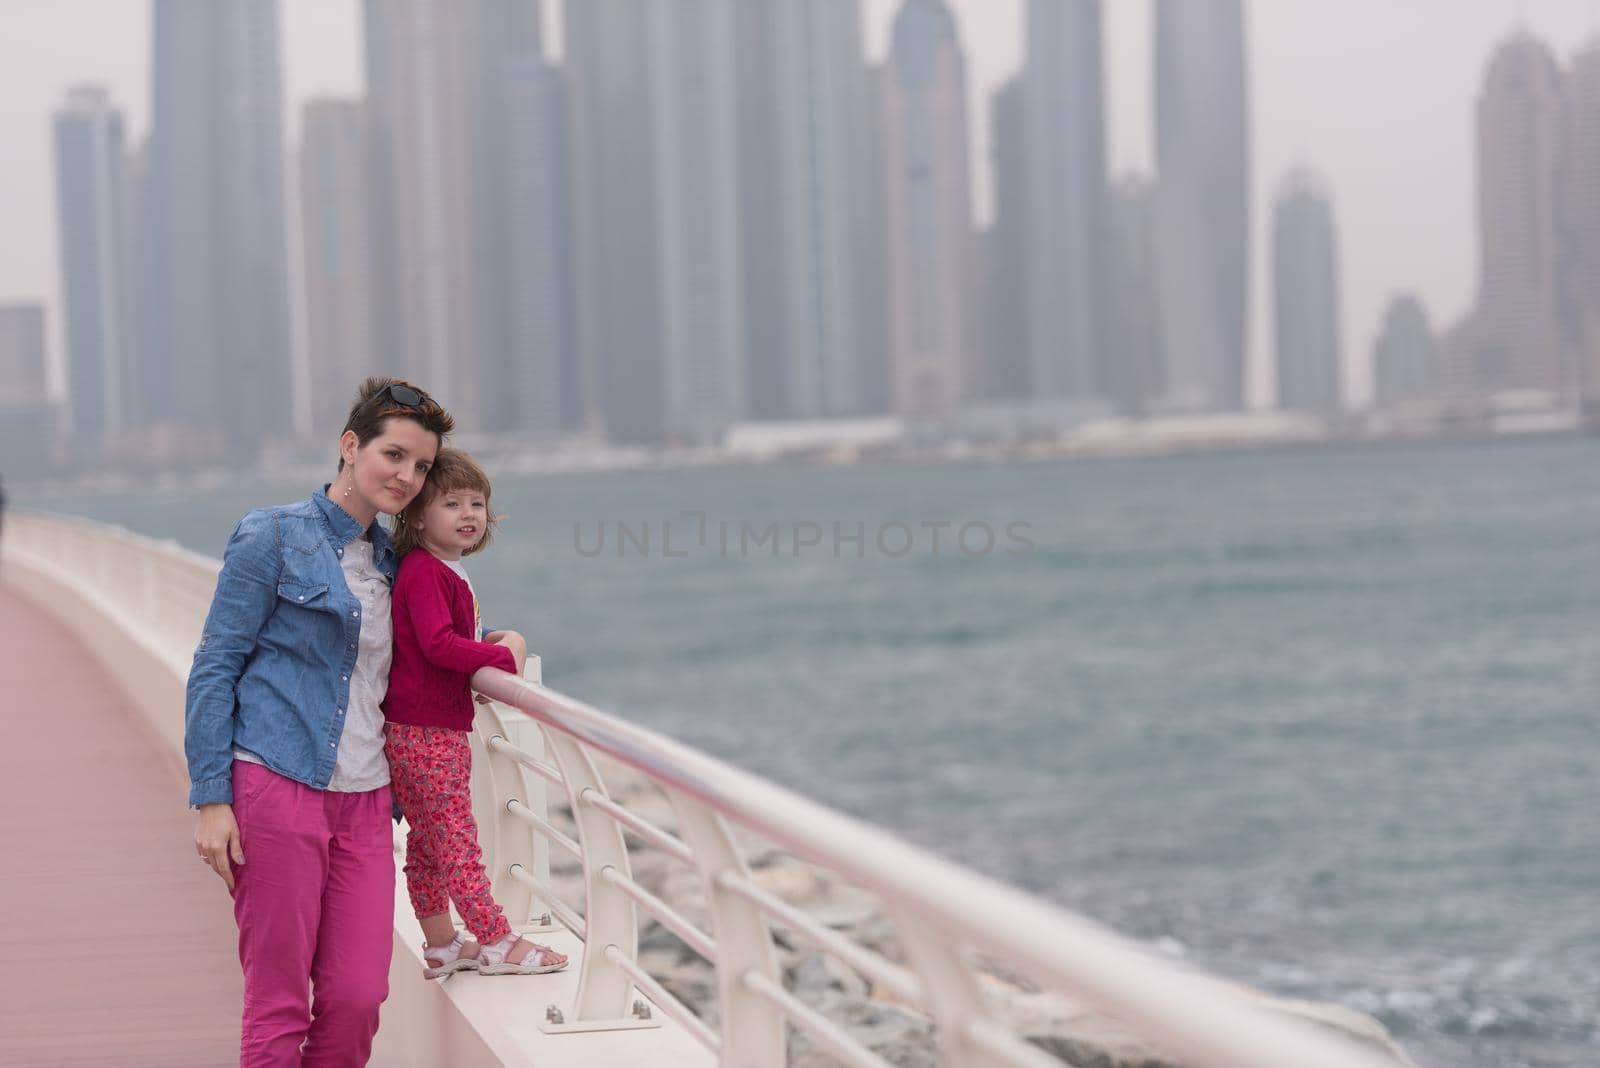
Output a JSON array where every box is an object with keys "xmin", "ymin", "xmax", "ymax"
[
  {"xmin": 2, "ymin": 512, "xmax": 1407, "ymax": 1068},
  {"xmin": 3, "ymin": 511, "xmax": 221, "ymax": 673},
  {"xmin": 468, "ymin": 666, "xmax": 1405, "ymax": 1068}
]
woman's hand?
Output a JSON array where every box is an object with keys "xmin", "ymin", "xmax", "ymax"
[
  {"xmin": 195, "ymin": 803, "xmax": 244, "ymax": 891},
  {"xmin": 490, "ymin": 629, "xmax": 528, "ymax": 676}
]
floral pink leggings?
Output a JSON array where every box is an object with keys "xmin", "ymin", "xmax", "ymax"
[{"xmin": 384, "ymin": 723, "xmax": 511, "ymax": 945}]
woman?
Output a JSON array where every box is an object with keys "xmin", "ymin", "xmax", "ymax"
[{"xmin": 186, "ymin": 378, "xmax": 454, "ymax": 1066}]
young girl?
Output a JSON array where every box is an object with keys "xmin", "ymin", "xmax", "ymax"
[{"xmin": 382, "ymin": 449, "xmax": 569, "ymax": 978}]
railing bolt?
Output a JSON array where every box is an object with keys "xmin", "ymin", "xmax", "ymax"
[
  {"xmin": 545, "ymin": 1004, "xmax": 564, "ymax": 1025},
  {"xmin": 632, "ymin": 998, "xmax": 651, "ymax": 1020}
]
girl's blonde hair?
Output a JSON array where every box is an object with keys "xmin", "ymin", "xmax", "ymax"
[{"xmin": 391, "ymin": 447, "xmax": 499, "ymax": 556}]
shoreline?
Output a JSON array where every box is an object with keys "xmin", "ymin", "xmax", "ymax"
[{"xmin": 11, "ymin": 419, "xmax": 1594, "ymax": 501}]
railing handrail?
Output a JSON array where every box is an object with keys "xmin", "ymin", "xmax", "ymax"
[{"xmin": 4, "ymin": 510, "xmax": 1404, "ymax": 1068}]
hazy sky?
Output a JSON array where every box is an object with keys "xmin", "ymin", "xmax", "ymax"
[{"xmin": 4, "ymin": 1, "xmax": 1599, "ymax": 410}]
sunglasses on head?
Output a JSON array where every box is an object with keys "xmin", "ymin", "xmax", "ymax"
[{"xmin": 372, "ymin": 382, "xmax": 430, "ymax": 409}]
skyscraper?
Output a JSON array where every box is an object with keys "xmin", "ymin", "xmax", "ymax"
[
  {"xmin": 1564, "ymin": 39, "xmax": 1600, "ymax": 418},
  {"xmin": 883, "ymin": 0, "xmax": 974, "ymax": 417},
  {"xmin": 364, "ymin": 1, "xmax": 546, "ymax": 429},
  {"xmin": 984, "ymin": 76, "xmax": 1030, "ymax": 401},
  {"xmin": 735, "ymin": 0, "xmax": 869, "ymax": 421},
  {"xmin": 53, "ymin": 86, "xmax": 133, "ymax": 443},
  {"xmin": 145, "ymin": 0, "xmax": 293, "ymax": 457},
  {"xmin": 0, "ymin": 306, "xmax": 48, "ymax": 404},
  {"xmin": 1372, "ymin": 295, "xmax": 1436, "ymax": 411},
  {"xmin": 565, "ymin": 1, "xmax": 751, "ymax": 444},
  {"xmin": 1106, "ymin": 175, "xmax": 1163, "ymax": 415},
  {"xmin": 855, "ymin": 64, "xmax": 894, "ymax": 416},
  {"xmin": 1271, "ymin": 169, "xmax": 1343, "ymax": 415},
  {"xmin": 649, "ymin": 0, "xmax": 747, "ymax": 442},
  {"xmin": 0, "ymin": 305, "xmax": 58, "ymax": 470},
  {"xmin": 1457, "ymin": 31, "xmax": 1570, "ymax": 398},
  {"xmin": 1153, "ymin": 0, "xmax": 1250, "ymax": 413},
  {"xmin": 1023, "ymin": 0, "xmax": 1107, "ymax": 402},
  {"xmin": 497, "ymin": 58, "xmax": 577, "ymax": 435},
  {"xmin": 566, "ymin": 1, "xmax": 664, "ymax": 443},
  {"xmin": 735, "ymin": 1, "xmax": 785, "ymax": 422},
  {"xmin": 299, "ymin": 98, "xmax": 377, "ymax": 437},
  {"xmin": 469, "ymin": 2, "xmax": 578, "ymax": 436}
]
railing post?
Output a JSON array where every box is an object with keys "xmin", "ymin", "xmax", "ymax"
[
  {"xmin": 886, "ymin": 908, "xmax": 1008, "ymax": 1067},
  {"xmin": 543, "ymin": 729, "xmax": 642, "ymax": 1025},
  {"xmin": 470, "ymin": 655, "xmax": 553, "ymax": 928},
  {"xmin": 670, "ymin": 794, "xmax": 785, "ymax": 1066}
]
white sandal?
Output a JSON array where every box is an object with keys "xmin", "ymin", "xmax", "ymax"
[
  {"xmin": 477, "ymin": 933, "xmax": 568, "ymax": 975},
  {"xmin": 422, "ymin": 932, "xmax": 480, "ymax": 979}
]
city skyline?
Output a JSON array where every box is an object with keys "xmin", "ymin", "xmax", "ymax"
[{"xmin": 7, "ymin": 1, "xmax": 1600, "ymax": 418}]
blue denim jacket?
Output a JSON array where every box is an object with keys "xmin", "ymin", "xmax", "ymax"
[{"xmin": 184, "ymin": 488, "xmax": 398, "ymax": 806}]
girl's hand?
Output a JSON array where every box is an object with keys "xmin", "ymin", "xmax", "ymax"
[
  {"xmin": 195, "ymin": 803, "xmax": 244, "ymax": 891},
  {"xmin": 492, "ymin": 629, "xmax": 528, "ymax": 676}
]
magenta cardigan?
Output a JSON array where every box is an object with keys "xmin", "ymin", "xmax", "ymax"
[{"xmin": 382, "ymin": 548, "xmax": 516, "ymax": 730}]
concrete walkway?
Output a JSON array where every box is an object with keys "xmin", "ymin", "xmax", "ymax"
[{"xmin": 0, "ymin": 586, "xmax": 242, "ymax": 1065}]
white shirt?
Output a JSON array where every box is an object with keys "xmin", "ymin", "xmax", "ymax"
[
  {"xmin": 326, "ymin": 536, "xmax": 393, "ymax": 792},
  {"xmin": 442, "ymin": 557, "xmax": 483, "ymax": 640}
]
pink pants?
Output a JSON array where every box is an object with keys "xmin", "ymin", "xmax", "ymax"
[
  {"xmin": 230, "ymin": 760, "xmax": 395, "ymax": 1067},
  {"xmin": 384, "ymin": 723, "xmax": 511, "ymax": 945}
]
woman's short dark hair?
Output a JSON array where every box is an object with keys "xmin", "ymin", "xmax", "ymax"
[{"xmin": 337, "ymin": 377, "xmax": 454, "ymax": 471}]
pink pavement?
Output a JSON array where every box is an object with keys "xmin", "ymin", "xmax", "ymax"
[{"xmin": 0, "ymin": 586, "xmax": 242, "ymax": 1065}]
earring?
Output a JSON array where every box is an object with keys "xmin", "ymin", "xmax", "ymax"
[{"xmin": 343, "ymin": 471, "xmax": 354, "ymax": 499}]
